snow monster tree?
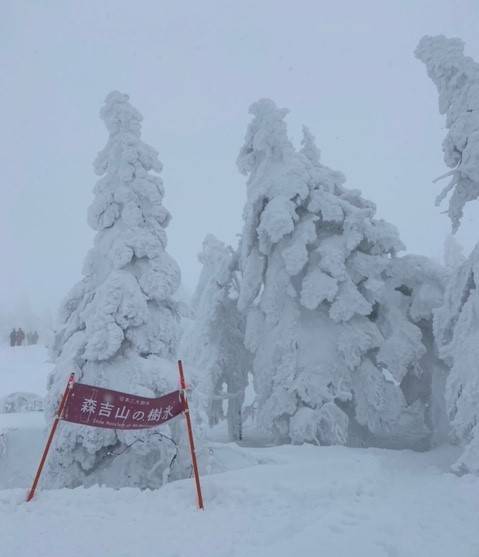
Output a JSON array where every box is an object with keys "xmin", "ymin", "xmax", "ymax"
[
  {"xmin": 46, "ymin": 92, "xmax": 187, "ymax": 488},
  {"xmin": 237, "ymin": 99, "xmax": 443, "ymax": 448},
  {"xmin": 417, "ymin": 35, "xmax": 479, "ymax": 472}
]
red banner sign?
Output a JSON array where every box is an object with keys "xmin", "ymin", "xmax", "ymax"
[{"xmin": 63, "ymin": 382, "xmax": 185, "ymax": 430}]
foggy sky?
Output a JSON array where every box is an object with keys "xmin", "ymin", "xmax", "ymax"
[{"xmin": 1, "ymin": 0, "xmax": 478, "ymax": 321}]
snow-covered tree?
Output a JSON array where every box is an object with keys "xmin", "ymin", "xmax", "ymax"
[
  {"xmin": 417, "ymin": 35, "xmax": 479, "ymax": 472},
  {"xmin": 415, "ymin": 35, "xmax": 479, "ymax": 232},
  {"xmin": 46, "ymin": 92, "xmax": 187, "ymax": 488},
  {"xmin": 382, "ymin": 255, "xmax": 449, "ymax": 446},
  {"xmin": 236, "ymin": 99, "xmax": 442, "ymax": 448},
  {"xmin": 181, "ymin": 235, "xmax": 251, "ymax": 440},
  {"xmin": 434, "ymin": 246, "xmax": 479, "ymax": 472}
]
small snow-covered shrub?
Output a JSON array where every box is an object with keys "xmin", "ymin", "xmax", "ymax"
[{"xmin": 0, "ymin": 392, "xmax": 44, "ymax": 413}]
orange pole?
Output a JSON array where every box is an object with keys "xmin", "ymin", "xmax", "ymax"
[
  {"xmin": 26, "ymin": 372, "xmax": 75, "ymax": 502},
  {"xmin": 177, "ymin": 360, "xmax": 204, "ymax": 510}
]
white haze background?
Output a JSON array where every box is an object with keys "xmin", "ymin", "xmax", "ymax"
[{"xmin": 1, "ymin": 0, "xmax": 478, "ymax": 320}]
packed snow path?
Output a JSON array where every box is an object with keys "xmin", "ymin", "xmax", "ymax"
[{"xmin": 1, "ymin": 444, "xmax": 478, "ymax": 557}]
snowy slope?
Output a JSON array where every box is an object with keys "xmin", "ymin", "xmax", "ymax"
[
  {"xmin": 1, "ymin": 444, "xmax": 479, "ymax": 557},
  {"xmin": 0, "ymin": 345, "xmax": 52, "ymax": 398}
]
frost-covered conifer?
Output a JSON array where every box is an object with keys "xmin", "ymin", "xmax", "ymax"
[
  {"xmin": 46, "ymin": 92, "xmax": 186, "ymax": 488},
  {"xmin": 434, "ymin": 247, "xmax": 479, "ymax": 472},
  {"xmin": 416, "ymin": 35, "xmax": 479, "ymax": 232},
  {"xmin": 417, "ymin": 35, "xmax": 479, "ymax": 472},
  {"xmin": 181, "ymin": 235, "xmax": 251, "ymax": 440},
  {"xmin": 237, "ymin": 99, "xmax": 440, "ymax": 447}
]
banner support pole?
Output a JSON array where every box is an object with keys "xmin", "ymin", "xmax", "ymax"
[
  {"xmin": 26, "ymin": 372, "xmax": 75, "ymax": 502},
  {"xmin": 177, "ymin": 360, "xmax": 204, "ymax": 510}
]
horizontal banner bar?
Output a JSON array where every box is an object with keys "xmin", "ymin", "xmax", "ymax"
[{"xmin": 63, "ymin": 382, "xmax": 185, "ymax": 430}]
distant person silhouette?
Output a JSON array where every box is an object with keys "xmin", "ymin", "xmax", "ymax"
[
  {"xmin": 9, "ymin": 328, "xmax": 17, "ymax": 347},
  {"xmin": 16, "ymin": 328, "xmax": 25, "ymax": 346},
  {"xmin": 32, "ymin": 331, "xmax": 39, "ymax": 345}
]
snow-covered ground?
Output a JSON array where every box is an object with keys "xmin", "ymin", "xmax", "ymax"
[
  {"xmin": 2, "ymin": 346, "xmax": 479, "ymax": 557},
  {"xmin": 0, "ymin": 411, "xmax": 46, "ymax": 491},
  {"xmin": 2, "ymin": 445, "xmax": 479, "ymax": 557},
  {"xmin": 0, "ymin": 345, "xmax": 51, "ymax": 490}
]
